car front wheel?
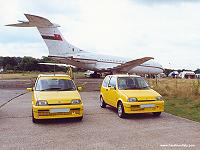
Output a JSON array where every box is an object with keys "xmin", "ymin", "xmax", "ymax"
[
  {"xmin": 32, "ymin": 110, "xmax": 39, "ymax": 123},
  {"xmin": 100, "ymin": 96, "xmax": 106, "ymax": 108},
  {"xmin": 153, "ymin": 112, "xmax": 161, "ymax": 117},
  {"xmin": 117, "ymin": 102, "xmax": 126, "ymax": 118}
]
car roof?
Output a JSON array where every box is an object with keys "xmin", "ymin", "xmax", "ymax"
[
  {"xmin": 37, "ymin": 74, "xmax": 71, "ymax": 78},
  {"xmin": 107, "ymin": 74, "xmax": 141, "ymax": 78}
]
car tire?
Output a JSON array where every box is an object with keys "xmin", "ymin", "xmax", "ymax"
[
  {"xmin": 100, "ymin": 96, "xmax": 106, "ymax": 108},
  {"xmin": 117, "ymin": 102, "xmax": 126, "ymax": 118},
  {"xmin": 77, "ymin": 116, "xmax": 83, "ymax": 121},
  {"xmin": 153, "ymin": 112, "xmax": 161, "ymax": 117},
  {"xmin": 32, "ymin": 110, "xmax": 39, "ymax": 123}
]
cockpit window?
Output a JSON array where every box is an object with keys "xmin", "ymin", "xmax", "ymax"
[
  {"xmin": 35, "ymin": 78, "xmax": 76, "ymax": 91},
  {"xmin": 117, "ymin": 77, "xmax": 149, "ymax": 90}
]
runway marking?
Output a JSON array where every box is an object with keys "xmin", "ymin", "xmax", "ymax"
[
  {"xmin": 0, "ymin": 116, "xmax": 31, "ymax": 119},
  {"xmin": 0, "ymin": 92, "xmax": 28, "ymax": 109}
]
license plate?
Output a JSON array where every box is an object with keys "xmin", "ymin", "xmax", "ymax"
[
  {"xmin": 50, "ymin": 108, "xmax": 70, "ymax": 113},
  {"xmin": 140, "ymin": 104, "xmax": 155, "ymax": 108}
]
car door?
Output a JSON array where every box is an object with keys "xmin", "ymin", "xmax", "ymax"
[
  {"xmin": 101, "ymin": 76, "xmax": 111, "ymax": 104},
  {"xmin": 107, "ymin": 76, "xmax": 118, "ymax": 107}
]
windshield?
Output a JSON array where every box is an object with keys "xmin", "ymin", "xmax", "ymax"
[
  {"xmin": 117, "ymin": 77, "xmax": 149, "ymax": 90},
  {"xmin": 35, "ymin": 78, "xmax": 76, "ymax": 91}
]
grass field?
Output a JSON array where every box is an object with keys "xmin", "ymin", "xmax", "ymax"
[
  {"xmin": 0, "ymin": 71, "xmax": 85, "ymax": 80},
  {"xmin": 148, "ymin": 78, "xmax": 200, "ymax": 122},
  {"xmin": 0, "ymin": 72, "xmax": 39, "ymax": 79}
]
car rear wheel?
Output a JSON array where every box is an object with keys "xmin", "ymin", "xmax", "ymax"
[
  {"xmin": 100, "ymin": 96, "xmax": 106, "ymax": 108},
  {"xmin": 153, "ymin": 112, "xmax": 161, "ymax": 117},
  {"xmin": 32, "ymin": 110, "xmax": 39, "ymax": 123},
  {"xmin": 117, "ymin": 102, "xmax": 126, "ymax": 118}
]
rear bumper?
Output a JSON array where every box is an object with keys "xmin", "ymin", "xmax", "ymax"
[
  {"xmin": 32, "ymin": 104, "xmax": 83, "ymax": 119},
  {"xmin": 123, "ymin": 101, "xmax": 164, "ymax": 114}
]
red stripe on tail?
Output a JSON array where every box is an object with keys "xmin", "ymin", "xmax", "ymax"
[{"xmin": 42, "ymin": 34, "xmax": 63, "ymax": 41}]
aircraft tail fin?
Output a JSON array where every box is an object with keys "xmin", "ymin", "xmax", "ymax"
[{"xmin": 6, "ymin": 14, "xmax": 82, "ymax": 56}]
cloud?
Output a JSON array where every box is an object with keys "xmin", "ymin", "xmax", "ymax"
[
  {"xmin": 0, "ymin": 42, "xmax": 47, "ymax": 58},
  {"xmin": 1, "ymin": 0, "xmax": 200, "ymax": 70},
  {"xmin": 133, "ymin": 0, "xmax": 200, "ymax": 6}
]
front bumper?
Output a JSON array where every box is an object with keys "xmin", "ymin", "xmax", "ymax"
[
  {"xmin": 32, "ymin": 104, "xmax": 83, "ymax": 119},
  {"xmin": 123, "ymin": 101, "xmax": 164, "ymax": 114}
]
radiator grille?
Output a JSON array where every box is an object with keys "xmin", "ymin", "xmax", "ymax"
[
  {"xmin": 38, "ymin": 109, "xmax": 80, "ymax": 116},
  {"xmin": 48, "ymin": 103, "xmax": 71, "ymax": 106}
]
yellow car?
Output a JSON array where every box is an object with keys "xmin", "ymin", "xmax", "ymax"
[
  {"xmin": 100, "ymin": 75, "xmax": 164, "ymax": 118},
  {"xmin": 27, "ymin": 74, "xmax": 83, "ymax": 123}
]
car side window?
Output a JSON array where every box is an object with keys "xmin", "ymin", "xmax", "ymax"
[
  {"xmin": 108, "ymin": 77, "xmax": 116, "ymax": 88},
  {"xmin": 102, "ymin": 76, "xmax": 110, "ymax": 87},
  {"xmin": 35, "ymin": 78, "xmax": 41, "ymax": 90}
]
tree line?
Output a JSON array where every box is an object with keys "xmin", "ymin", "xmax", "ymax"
[
  {"xmin": 0, "ymin": 56, "xmax": 66, "ymax": 72},
  {"xmin": 1, "ymin": 56, "xmax": 199, "ymax": 74}
]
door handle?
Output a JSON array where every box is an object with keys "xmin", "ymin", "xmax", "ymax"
[{"xmin": 106, "ymin": 89, "xmax": 108, "ymax": 91}]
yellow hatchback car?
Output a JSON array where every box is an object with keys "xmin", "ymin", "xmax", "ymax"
[
  {"xmin": 27, "ymin": 74, "xmax": 83, "ymax": 123},
  {"xmin": 100, "ymin": 75, "xmax": 164, "ymax": 118}
]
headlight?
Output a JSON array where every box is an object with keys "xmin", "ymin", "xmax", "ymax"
[
  {"xmin": 71, "ymin": 99, "xmax": 81, "ymax": 104},
  {"xmin": 156, "ymin": 96, "xmax": 163, "ymax": 101},
  {"xmin": 36, "ymin": 100, "xmax": 48, "ymax": 106},
  {"xmin": 128, "ymin": 98, "xmax": 137, "ymax": 102}
]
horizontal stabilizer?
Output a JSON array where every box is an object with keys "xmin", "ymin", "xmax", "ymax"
[
  {"xmin": 6, "ymin": 22, "xmax": 34, "ymax": 27},
  {"xmin": 6, "ymin": 14, "xmax": 59, "ymax": 28}
]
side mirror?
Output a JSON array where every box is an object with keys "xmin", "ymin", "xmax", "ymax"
[
  {"xmin": 77, "ymin": 86, "xmax": 82, "ymax": 91},
  {"xmin": 27, "ymin": 87, "xmax": 33, "ymax": 92}
]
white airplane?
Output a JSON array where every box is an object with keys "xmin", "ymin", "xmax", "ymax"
[{"xmin": 7, "ymin": 14, "xmax": 164, "ymax": 77}]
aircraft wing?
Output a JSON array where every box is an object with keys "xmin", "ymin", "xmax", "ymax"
[
  {"xmin": 110, "ymin": 57, "xmax": 154, "ymax": 72},
  {"xmin": 38, "ymin": 62, "xmax": 75, "ymax": 68}
]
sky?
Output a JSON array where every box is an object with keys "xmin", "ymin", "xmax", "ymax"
[{"xmin": 0, "ymin": 0, "xmax": 200, "ymax": 70}]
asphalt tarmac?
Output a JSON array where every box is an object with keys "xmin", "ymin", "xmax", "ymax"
[{"xmin": 0, "ymin": 90, "xmax": 200, "ymax": 150}]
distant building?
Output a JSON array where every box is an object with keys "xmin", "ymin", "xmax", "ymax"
[
  {"xmin": 179, "ymin": 71, "xmax": 195, "ymax": 79},
  {"xmin": 168, "ymin": 71, "xmax": 179, "ymax": 78},
  {"xmin": 196, "ymin": 74, "xmax": 200, "ymax": 79},
  {"xmin": 0, "ymin": 66, "xmax": 3, "ymax": 72}
]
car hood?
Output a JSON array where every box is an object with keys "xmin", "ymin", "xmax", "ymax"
[
  {"xmin": 119, "ymin": 89, "xmax": 160, "ymax": 101},
  {"xmin": 34, "ymin": 91, "xmax": 81, "ymax": 104}
]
